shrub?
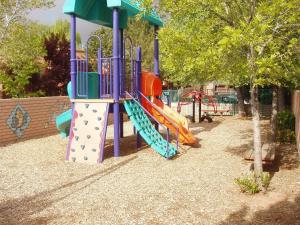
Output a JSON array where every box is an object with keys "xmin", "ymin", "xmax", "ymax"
[
  {"xmin": 235, "ymin": 175, "xmax": 260, "ymax": 194},
  {"xmin": 276, "ymin": 111, "xmax": 296, "ymax": 143},
  {"xmin": 261, "ymin": 172, "xmax": 271, "ymax": 190},
  {"xmin": 277, "ymin": 110, "xmax": 295, "ymax": 130},
  {"xmin": 235, "ymin": 172, "xmax": 271, "ymax": 194}
]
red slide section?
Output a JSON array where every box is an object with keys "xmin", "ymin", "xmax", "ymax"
[{"xmin": 141, "ymin": 71, "xmax": 197, "ymax": 145}]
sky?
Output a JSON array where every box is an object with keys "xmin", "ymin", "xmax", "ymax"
[{"xmin": 28, "ymin": 0, "xmax": 99, "ymax": 43}]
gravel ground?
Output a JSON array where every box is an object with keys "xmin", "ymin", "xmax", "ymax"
[{"xmin": 0, "ymin": 117, "xmax": 299, "ymax": 225}]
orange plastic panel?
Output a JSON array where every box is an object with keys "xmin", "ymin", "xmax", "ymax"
[{"xmin": 141, "ymin": 71, "xmax": 162, "ymax": 97}]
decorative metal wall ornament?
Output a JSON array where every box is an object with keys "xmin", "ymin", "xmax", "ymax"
[{"xmin": 7, "ymin": 104, "xmax": 31, "ymax": 138}]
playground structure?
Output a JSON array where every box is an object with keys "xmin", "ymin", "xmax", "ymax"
[{"xmin": 56, "ymin": 0, "xmax": 197, "ymax": 164}]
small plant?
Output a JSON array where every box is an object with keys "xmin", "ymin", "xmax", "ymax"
[
  {"xmin": 261, "ymin": 172, "xmax": 271, "ymax": 190},
  {"xmin": 235, "ymin": 172, "xmax": 271, "ymax": 194},
  {"xmin": 234, "ymin": 174, "xmax": 260, "ymax": 194}
]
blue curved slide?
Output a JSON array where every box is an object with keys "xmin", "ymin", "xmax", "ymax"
[
  {"xmin": 56, "ymin": 109, "xmax": 72, "ymax": 138},
  {"xmin": 56, "ymin": 83, "xmax": 72, "ymax": 138}
]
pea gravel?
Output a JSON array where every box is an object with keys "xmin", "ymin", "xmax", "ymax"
[{"xmin": 0, "ymin": 117, "xmax": 299, "ymax": 225}]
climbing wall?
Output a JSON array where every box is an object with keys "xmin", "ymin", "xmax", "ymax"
[{"xmin": 67, "ymin": 102, "xmax": 109, "ymax": 164}]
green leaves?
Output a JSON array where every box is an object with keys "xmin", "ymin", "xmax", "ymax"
[
  {"xmin": 0, "ymin": 0, "xmax": 54, "ymax": 43},
  {"xmin": 158, "ymin": 0, "xmax": 300, "ymax": 89},
  {"xmin": 0, "ymin": 22, "xmax": 46, "ymax": 97}
]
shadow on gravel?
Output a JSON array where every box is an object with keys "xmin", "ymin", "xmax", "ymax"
[
  {"xmin": 264, "ymin": 144, "xmax": 299, "ymax": 180},
  {"xmin": 104, "ymin": 135, "xmax": 141, "ymax": 160},
  {"xmin": 189, "ymin": 120, "xmax": 222, "ymax": 133},
  {"xmin": 0, "ymin": 156, "xmax": 137, "ymax": 225},
  {"xmin": 219, "ymin": 193, "xmax": 300, "ymax": 225}
]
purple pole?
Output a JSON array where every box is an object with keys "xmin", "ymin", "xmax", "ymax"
[
  {"xmin": 98, "ymin": 46, "xmax": 102, "ymax": 98},
  {"xmin": 113, "ymin": 8, "xmax": 120, "ymax": 157},
  {"xmin": 154, "ymin": 26, "xmax": 159, "ymax": 130},
  {"xmin": 66, "ymin": 14, "xmax": 77, "ymax": 161},
  {"xmin": 120, "ymin": 29, "xmax": 124, "ymax": 96},
  {"xmin": 154, "ymin": 26, "xmax": 159, "ymax": 76},
  {"xmin": 120, "ymin": 29, "xmax": 124, "ymax": 138},
  {"xmin": 136, "ymin": 47, "xmax": 142, "ymax": 148},
  {"xmin": 70, "ymin": 15, "xmax": 77, "ymax": 99}
]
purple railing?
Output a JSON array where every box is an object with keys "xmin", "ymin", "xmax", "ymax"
[
  {"xmin": 99, "ymin": 57, "xmax": 114, "ymax": 98},
  {"xmin": 76, "ymin": 59, "xmax": 88, "ymax": 98}
]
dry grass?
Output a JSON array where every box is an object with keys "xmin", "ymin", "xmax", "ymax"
[{"xmin": 0, "ymin": 117, "xmax": 299, "ymax": 225}]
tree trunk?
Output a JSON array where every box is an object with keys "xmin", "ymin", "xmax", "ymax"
[
  {"xmin": 236, "ymin": 86, "xmax": 246, "ymax": 117},
  {"xmin": 271, "ymin": 86, "xmax": 278, "ymax": 143},
  {"xmin": 248, "ymin": 44, "xmax": 263, "ymax": 180},
  {"xmin": 278, "ymin": 87, "xmax": 285, "ymax": 112},
  {"xmin": 251, "ymin": 86, "xmax": 263, "ymax": 177},
  {"xmin": 0, "ymin": 83, "xmax": 3, "ymax": 99}
]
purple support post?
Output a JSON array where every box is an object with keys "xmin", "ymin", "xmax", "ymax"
[
  {"xmin": 66, "ymin": 14, "xmax": 77, "ymax": 161},
  {"xmin": 154, "ymin": 26, "xmax": 159, "ymax": 130},
  {"xmin": 98, "ymin": 46, "xmax": 102, "ymax": 98},
  {"xmin": 113, "ymin": 8, "xmax": 120, "ymax": 157},
  {"xmin": 136, "ymin": 47, "xmax": 142, "ymax": 148},
  {"xmin": 119, "ymin": 29, "xmax": 124, "ymax": 138},
  {"xmin": 70, "ymin": 15, "xmax": 77, "ymax": 99},
  {"xmin": 154, "ymin": 26, "xmax": 159, "ymax": 76},
  {"xmin": 120, "ymin": 29, "xmax": 124, "ymax": 96}
]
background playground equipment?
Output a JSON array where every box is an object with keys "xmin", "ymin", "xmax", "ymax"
[
  {"xmin": 56, "ymin": 0, "xmax": 196, "ymax": 164},
  {"xmin": 176, "ymin": 89, "xmax": 238, "ymax": 123}
]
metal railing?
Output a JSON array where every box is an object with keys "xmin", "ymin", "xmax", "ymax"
[{"xmin": 76, "ymin": 59, "xmax": 88, "ymax": 98}]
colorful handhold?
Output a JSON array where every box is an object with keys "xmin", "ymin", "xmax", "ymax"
[
  {"xmin": 81, "ymin": 145, "xmax": 85, "ymax": 150},
  {"xmin": 75, "ymin": 136, "xmax": 79, "ymax": 141},
  {"xmin": 79, "ymin": 113, "xmax": 83, "ymax": 117},
  {"xmin": 84, "ymin": 120, "xmax": 88, "ymax": 125},
  {"xmin": 72, "ymin": 157, "xmax": 76, "ymax": 162},
  {"xmin": 95, "ymin": 127, "xmax": 99, "ymax": 130},
  {"xmin": 87, "ymin": 135, "xmax": 91, "ymax": 139},
  {"xmin": 93, "ymin": 109, "xmax": 97, "ymax": 113},
  {"xmin": 85, "ymin": 104, "xmax": 89, "ymax": 108}
]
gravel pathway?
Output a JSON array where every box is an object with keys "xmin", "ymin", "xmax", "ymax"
[{"xmin": 0, "ymin": 117, "xmax": 299, "ymax": 225}]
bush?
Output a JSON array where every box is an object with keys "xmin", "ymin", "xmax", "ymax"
[
  {"xmin": 235, "ymin": 173, "xmax": 270, "ymax": 194},
  {"xmin": 277, "ymin": 110, "xmax": 295, "ymax": 131},
  {"xmin": 277, "ymin": 111, "xmax": 296, "ymax": 143}
]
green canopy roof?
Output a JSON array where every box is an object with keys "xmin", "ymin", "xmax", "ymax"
[{"xmin": 63, "ymin": 0, "xmax": 163, "ymax": 29}]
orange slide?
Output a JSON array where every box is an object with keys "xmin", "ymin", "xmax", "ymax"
[{"xmin": 141, "ymin": 71, "xmax": 197, "ymax": 145}]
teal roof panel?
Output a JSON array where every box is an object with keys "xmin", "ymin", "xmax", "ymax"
[{"xmin": 63, "ymin": 0, "xmax": 163, "ymax": 29}]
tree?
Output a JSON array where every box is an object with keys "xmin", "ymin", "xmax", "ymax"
[
  {"xmin": 0, "ymin": 22, "xmax": 47, "ymax": 97},
  {"xmin": 0, "ymin": 0, "xmax": 54, "ymax": 43},
  {"xmin": 39, "ymin": 33, "xmax": 70, "ymax": 96},
  {"xmin": 0, "ymin": 0, "xmax": 54, "ymax": 97},
  {"xmin": 44, "ymin": 19, "xmax": 82, "ymax": 48},
  {"xmin": 154, "ymin": 0, "xmax": 300, "ymax": 183}
]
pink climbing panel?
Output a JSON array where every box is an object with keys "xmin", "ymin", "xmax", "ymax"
[{"xmin": 67, "ymin": 102, "xmax": 109, "ymax": 164}]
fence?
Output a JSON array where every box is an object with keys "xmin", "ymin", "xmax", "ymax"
[
  {"xmin": 292, "ymin": 90, "xmax": 300, "ymax": 154},
  {"xmin": 0, "ymin": 96, "xmax": 70, "ymax": 146}
]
